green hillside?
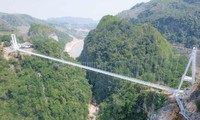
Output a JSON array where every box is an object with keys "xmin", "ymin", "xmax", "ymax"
[
  {"xmin": 28, "ymin": 23, "xmax": 72, "ymax": 49},
  {"xmin": 0, "ymin": 3, "xmax": 198, "ymax": 119},
  {"xmin": 0, "ymin": 12, "xmax": 91, "ymax": 119},
  {"xmin": 0, "ymin": 12, "xmax": 44, "ymax": 27},
  {"xmin": 28, "ymin": 23, "xmax": 54, "ymax": 38},
  {"xmin": 0, "ymin": 33, "xmax": 92, "ymax": 119},
  {"xmin": 0, "ymin": 19, "xmax": 15, "ymax": 32},
  {"xmin": 117, "ymin": 0, "xmax": 200, "ymax": 48},
  {"xmin": 78, "ymin": 15, "xmax": 187, "ymax": 119},
  {"xmin": 0, "ymin": 12, "xmax": 72, "ymax": 47}
]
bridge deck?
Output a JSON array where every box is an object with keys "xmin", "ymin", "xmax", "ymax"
[{"xmin": 18, "ymin": 49, "xmax": 176, "ymax": 93}]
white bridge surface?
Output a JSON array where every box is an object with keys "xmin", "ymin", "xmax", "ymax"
[
  {"xmin": 18, "ymin": 48, "xmax": 176, "ymax": 92},
  {"xmin": 11, "ymin": 34, "xmax": 197, "ymax": 120}
]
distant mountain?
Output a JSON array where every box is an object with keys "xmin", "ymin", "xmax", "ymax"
[
  {"xmin": 47, "ymin": 17, "xmax": 98, "ymax": 38},
  {"xmin": 28, "ymin": 23, "xmax": 72, "ymax": 47},
  {"xmin": 0, "ymin": 12, "xmax": 45, "ymax": 27},
  {"xmin": 0, "ymin": 19, "xmax": 15, "ymax": 32},
  {"xmin": 46, "ymin": 16, "xmax": 98, "ymax": 25},
  {"xmin": 0, "ymin": 12, "xmax": 72, "ymax": 47},
  {"xmin": 117, "ymin": 0, "xmax": 200, "ymax": 48}
]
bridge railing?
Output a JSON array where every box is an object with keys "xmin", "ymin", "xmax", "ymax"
[
  {"xmin": 10, "ymin": 34, "xmax": 198, "ymax": 120},
  {"xmin": 196, "ymin": 50, "xmax": 200, "ymax": 79},
  {"xmin": 80, "ymin": 50, "xmax": 194, "ymax": 90},
  {"xmin": 11, "ymin": 34, "xmax": 196, "ymax": 92}
]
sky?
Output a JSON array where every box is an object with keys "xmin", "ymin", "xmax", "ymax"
[{"xmin": 0, "ymin": 0, "xmax": 150, "ymax": 20}]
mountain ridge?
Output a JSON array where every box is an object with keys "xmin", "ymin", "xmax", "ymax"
[
  {"xmin": 46, "ymin": 16, "xmax": 98, "ymax": 25},
  {"xmin": 0, "ymin": 12, "xmax": 92, "ymax": 119},
  {"xmin": 0, "ymin": 12, "xmax": 45, "ymax": 27},
  {"xmin": 117, "ymin": 0, "xmax": 200, "ymax": 48}
]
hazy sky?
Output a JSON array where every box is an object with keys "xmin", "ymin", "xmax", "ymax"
[{"xmin": 0, "ymin": 0, "xmax": 150, "ymax": 20}]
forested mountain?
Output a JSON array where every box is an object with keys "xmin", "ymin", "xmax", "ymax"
[
  {"xmin": 0, "ymin": 12, "xmax": 93, "ymax": 119},
  {"xmin": 0, "ymin": 12, "xmax": 96, "ymax": 41},
  {"xmin": 117, "ymin": 0, "xmax": 200, "ymax": 48},
  {"xmin": 0, "ymin": 12, "xmax": 44, "ymax": 27},
  {"xmin": 0, "ymin": 19, "xmax": 15, "ymax": 32},
  {"xmin": 0, "ymin": 30, "xmax": 92, "ymax": 120},
  {"xmin": 0, "ymin": 12, "xmax": 72, "ymax": 50},
  {"xmin": 28, "ymin": 23, "xmax": 72, "ymax": 48},
  {"xmin": 78, "ymin": 15, "xmax": 188, "ymax": 119}
]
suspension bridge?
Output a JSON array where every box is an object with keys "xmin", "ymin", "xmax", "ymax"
[{"xmin": 10, "ymin": 34, "xmax": 198, "ymax": 120}]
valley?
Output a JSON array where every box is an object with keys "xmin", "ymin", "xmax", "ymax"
[
  {"xmin": 0, "ymin": 0, "xmax": 200, "ymax": 120},
  {"xmin": 64, "ymin": 34, "xmax": 84, "ymax": 59}
]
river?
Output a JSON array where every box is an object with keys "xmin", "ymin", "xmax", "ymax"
[{"xmin": 64, "ymin": 34, "xmax": 84, "ymax": 59}]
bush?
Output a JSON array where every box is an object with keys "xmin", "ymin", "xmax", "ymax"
[{"xmin": 196, "ymin": 100, "xmax": 200, "ymax": 112}]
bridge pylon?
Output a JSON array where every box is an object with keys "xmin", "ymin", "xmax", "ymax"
[
  {"xmin": 11, "ymin": 34, "xmax": 19, "ymax": 50},
  {"xmin": 175, "ymin": 47, "xmax": 197, "ymax": 120},
  {"xmin": 178, "ymin": 47, "xmax": 197, "ymax": 91}
]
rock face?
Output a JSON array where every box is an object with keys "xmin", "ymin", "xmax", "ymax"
[
  {"xmin": 149, "ymin": 104, "xmax": 180, "ymax": 120},
  {"xmin": 190, "ymin": 90, "xmax": 200, "ymax": 101},
  {"xmin": 150, "ymin": 86, "xmax": 200, "ymax": 120},
  {"xmin": 187, "ymin": 90, "xmax": 200, "ymax": 120},
  {"xmin": 49, "ymin": 33, "xmax": 59, "ymax": 41}
]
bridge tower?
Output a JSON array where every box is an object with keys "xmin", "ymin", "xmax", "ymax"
[
  {"xmin": 178, "ymin": 47, "xmax": 197, "ymax": 91},
  {"xmin": 176, "ymin": 47, "xmax": 196, "ymax": 120},
  {"xmin": 11, "ymin": 34, "xmax": 19, "ymax": 50}
]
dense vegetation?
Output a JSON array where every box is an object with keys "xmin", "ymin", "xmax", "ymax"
[
  {"xmin": 0, "ymin": 12, "xmax": 99, "ymax": 119},
  {"xmin": 0, "ymin": 20, "xmax": 15, "ymax": 32},
  {"xmin": 0, "ymin": 12, "xmax": 44, "ymax": 27},
  {"xmin": 79, "ymin": 15, "xmax": 188, "ymax": 119},
  {"xmin": 0, "ymin": 29, "xmax": 92, "ymax": 119},
  {"xmin": 28, "ymin": 23, "xmax": 54, "ymax": 38},
  {"xmin": 28, "ymin": 23, "xmax": 72, "ymax": 48},
  {"xmin": 196, "ymin": 100, "xmax": 200, "ymax": 112},
  {"xmin": 0, "ymin": 34, "xmax": 12, "ymax": 47},
  {"xmin": 0, "ymin": 1, "xmax": 198, "ymax": 119},
  {"xmin": 117, "ymin": 0, "xmax": 200, "ymax": 48}
]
